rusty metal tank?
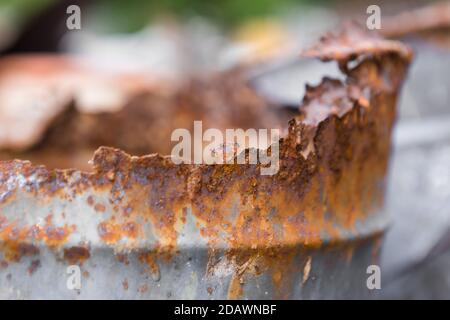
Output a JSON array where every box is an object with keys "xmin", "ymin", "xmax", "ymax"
[{"xmin": 0, "ymin": 25, "xmax": 412, "ymax": 299}]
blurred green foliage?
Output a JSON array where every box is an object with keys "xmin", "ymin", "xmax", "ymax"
[
  {"xmin": 94, "ymin": 0, "xmax": 311, "ymax": 32},
  {"xmin": 0, "ymin": 0, "xmax": 323, "ymax": 33},
  {"xmin": 93, "ymin": 0, "xmax": 323, "ymax": 32},
  {"xmin": 0, "ymin": 0, "xmax": 54, "ymax": 18}
]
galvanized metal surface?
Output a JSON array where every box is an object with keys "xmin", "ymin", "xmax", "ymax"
[
  {"xmin": 1, "ymin": 234, "xmax": 382, "ymax": 299},
  {"xmin": 382, "ymin": 131, "xmax": 450, "ymax": 298},
  {"xmin": 380, "ymin": 37, "xmax": 450, "ymax": 298},
  {"xmin": 0, "ymin": 25, "xmax": 411, "ymax": 299}
]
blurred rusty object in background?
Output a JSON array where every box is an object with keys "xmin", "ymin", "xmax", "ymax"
[{"xmin": 381, "ymin": 1, "xmax": 450, "ymax": 41}]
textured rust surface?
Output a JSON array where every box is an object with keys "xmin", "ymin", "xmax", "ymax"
[{"xmin": 0, "ymin": 25, "xmax": 411, "ymax": 298}]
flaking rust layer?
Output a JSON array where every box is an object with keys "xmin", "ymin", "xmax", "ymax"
[{"xmin": 0, "ymin": 24, "xmax": 412, "ymax": 299}]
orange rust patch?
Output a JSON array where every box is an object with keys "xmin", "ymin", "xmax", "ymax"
[
  {"xmin": 97, "ymin": 220, "xmax": 141, "ymax": 245},
  {"xmin": 97, "ymin": 221, "xmax": 122, "ymax": 244},
  {"xmin": 228, "ymin": 274, "xmax": 244, "ymax": 300},
  {"xmin": 138, "ymin": 283, "xmax": 149, "ymax": 294},
  {"xmin": 27, "ymin": 259, "xmax": 41, "ymax": 275},
  {"xmin": 94, "ymin": 203, "xmax": 106, "ymax": 213},
  {"xmin": 87, "ymin": 196, "xmax": 95, "ymax": 206},
  {"xmin": 0, "ymin": 241, "xmax": 39, "ymax": 263},
  {"xmin": 121, "ymin": 222, "xmax": 139, "ymax": 239},
  {"xmin": 63, "ymin": 246, "xmax": 91, "ymax": 265},
  {"xmin": 138, "ymin": 251, "xmax": 161, "ymax": 280},
  {"xmin": 0, "ymin": 221, "xmax": 75, "ymax": 263},
  {"xmin": 122, "ymin": 278, "xmax": 129, "ymax": 290},
  {"xmin": 371, "ymin": 236, "xmax": 383, "ymax": 264},
  {"xmin": 116, "ymin": 253, "xmax": 130, "ymax": 265},
  {"xmin": 41, "ymin": 225, "xmax": 75, "ymax": 247}
]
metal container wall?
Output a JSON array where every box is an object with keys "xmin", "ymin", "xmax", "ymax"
[{"xmin": 0, "ymin": 26, "xmax": 412, "ymax": 299}]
